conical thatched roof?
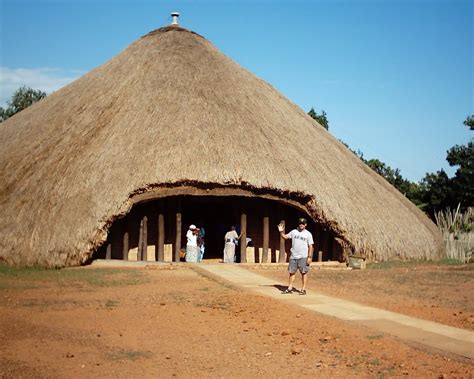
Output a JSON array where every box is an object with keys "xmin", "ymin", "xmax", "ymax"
[{"xmin": 0, "ymin": 25, "xmax": 443, "ymax": 267}]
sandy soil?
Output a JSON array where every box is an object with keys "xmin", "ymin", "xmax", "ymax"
[{"xmin": 0, "ymin": 263, "xmax": 473, "ymax": 378}]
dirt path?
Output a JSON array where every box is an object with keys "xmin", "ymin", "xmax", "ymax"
[
  {"xmin": 0, "ymin": 264, "xmax": 473, "ymax": 378},
  {"xmin": 249, "ymin": 262, "xmax": 474, "ymax": 331},
  {"xmin": 195, "ymin": 264, "xmax": 474, "ymax": 360}
]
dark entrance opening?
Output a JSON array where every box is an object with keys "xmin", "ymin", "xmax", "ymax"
[{"xmin": 94, "ymin": 195, "xmax": 343, "ymax": 262}]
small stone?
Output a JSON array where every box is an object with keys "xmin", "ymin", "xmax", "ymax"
[
  {"xmin": 165, "ymin": 355, "xmax": 171, "ymax": 360},
  {"xmin": 296, "ymin": 314, "xmax": 302, "ymax": 318},
  {"xmin": 160, "ymin": 302, "xmax": 166, "ymax": 306},
  {"xmin": 281, "ymin": 331, "xmax": 290, "ymax": 336},
  {"xmin": 291, "ymin": 347, "xmax": 302, "ymax": 355},
  {"xmin": 265, "ymin": 352, "xmax": 272, "ymax": 357},
  {"xmin": 66, "ymin": 353, "xmax": 74, "ymax": 358},
  {"xmin": 201, "ymin": 309, "xmax": 207, "ymax": 313}
]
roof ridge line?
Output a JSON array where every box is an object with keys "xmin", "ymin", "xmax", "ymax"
[{"xmin": 142, "ymin": 26, "xmax": 204, "ymax": 39}]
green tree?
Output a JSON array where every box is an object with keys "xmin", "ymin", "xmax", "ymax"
[
  {"xmin": 308, "ymin": 108, "xmax": 329, "ymax": 130},
  {"xmin": 0, "ymin": 86, "xmax": 47, "ymax": 122},
  {"xmin": 445, "ymin": 115, "xmax": 474, "ymax": 208},
  {"xmin": 366, "ymin": 159, "xmax": 394, "ymax": 181},
  {"xmin": 419, "ymin": 170, "xmax": 454, "ymax": 217},
  {"xmin": 464, "ymin": 115, "xmax": 474, "ymax": 131}
]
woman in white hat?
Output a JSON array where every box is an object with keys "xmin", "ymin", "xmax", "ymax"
[{"xmin": 185, "ymin": 224, "xmax": 199, "ymax": 262}]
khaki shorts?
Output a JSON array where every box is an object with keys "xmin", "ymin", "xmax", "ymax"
[{"xmin": 288, "ymin": 257, "xmax": 310, "ymax": 274}]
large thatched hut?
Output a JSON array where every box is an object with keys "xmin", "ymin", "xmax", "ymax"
[{"xmin": 0, "ymin": 18, "xmax": 443, "ymax": 267}]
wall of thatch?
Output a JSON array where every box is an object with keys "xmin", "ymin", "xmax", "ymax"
[{"xmin": 0, "ymin": 26, "xmax": 444, "ymax": 267}]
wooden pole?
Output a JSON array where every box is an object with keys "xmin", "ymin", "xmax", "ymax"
[
  {"xmin": 279, "ymin": 219, "xmax": 286, "ymax": 263},
  {"xmin": 313, "ymin": 224, "xmax": 322, "ymax": 254},
  {"xmin": 157, "ymin": 213, "xmax": 165, "ymax": 262},
  {"xmin": 122, "ymin": 232, "xmax": 129, "ymax": 261},
  {"xmin": 174, "ymin": 212, "xmax": 182, "ymax": 262},
  {"xmin": 318, "ymin": 250, "xmax": 323, "ymax": 262},
  {"xmin": 262, "ymin": 216, "xmax": 269, "ymax": 263},
  {"xmin": 327, "ymin": 234, "xmax": 334, "ymax": 261},
  {"xmin": 320, "ymin": 228, "xmax": 329, "ymax": 261},
  {"xmin": 138, "ymin": 218, "xmax": 144, "ymax": 261},
  {"xmin": 240, "ymin": 213, "xmax": 247, "ymax": 263},
  {"xmin": 106, "ymin": 243, "xmax": 111, "ymax": 260},
  {"xmin": 142, "ymin": 216, "xmax": 148, "ymax": 261}
]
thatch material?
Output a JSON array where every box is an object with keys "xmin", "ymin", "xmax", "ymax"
[{"xmin": 0, "ymin": 25, "xmax": 443, "ymax": 267}]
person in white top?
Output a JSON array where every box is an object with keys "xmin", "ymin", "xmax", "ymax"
[
  {"xmin": 278, "ymin": 217, "xmax": 314, "ymax": 295},
  {"xmin": 223, "ymin": 226, "xmax": 240, "ymax": 263},
  {"xmin": 185, "ymin": 224, "xmax": 199, "ymax": 262}
]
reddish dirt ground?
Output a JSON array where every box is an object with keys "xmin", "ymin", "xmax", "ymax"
[
  {"xmin": 251, "ymin": 261, "xmax": 474, "ymax": 331},
  {"xmin": 0, "ymin": 263, "xmax": 473, "ymax": 378}
]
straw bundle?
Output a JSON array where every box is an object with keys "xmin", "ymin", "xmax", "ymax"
[
  {"xmin": 0, "ymin": 26, "xmax": 443, "ymax": 267},
  {"xmin": 435, "ymin": 205, "xmax": 473, "ymax": 262}
]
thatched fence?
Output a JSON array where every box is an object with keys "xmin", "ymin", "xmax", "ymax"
[{"xmin": 435, "ymin": 206, "xmax": 473, "ymax": 262}]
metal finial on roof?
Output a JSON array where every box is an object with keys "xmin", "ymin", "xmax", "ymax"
[{"xmin": 171, "ymin": 12, "xmax": 180, "ymax": 25}]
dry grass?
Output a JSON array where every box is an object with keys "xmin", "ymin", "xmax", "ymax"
[
  {"xmin": 0, "ymin": 26, "xmax": 442, "ymax": 267},
  {"xmin": 436, "ymin": 206, "xmax": 473, "ymax": 262}
]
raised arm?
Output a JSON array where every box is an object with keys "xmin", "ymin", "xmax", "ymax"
[{"xmin": 278, "ymin": 223, "xmax": 289, "ymax": 240}]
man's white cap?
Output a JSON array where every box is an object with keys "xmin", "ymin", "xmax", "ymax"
[{"xmin": 189, "ymin": 224, "xmax": 196, "ymax": 230}]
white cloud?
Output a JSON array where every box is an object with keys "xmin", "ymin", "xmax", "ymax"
[{"xmin": 0, "ymin": 67, "xmax": 83, "ymax": 107}]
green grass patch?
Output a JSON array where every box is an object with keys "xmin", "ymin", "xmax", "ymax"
[
  {"xmin": 0, "ymin": 263, "xmax": 146, "ymax": 289},
  {"xmin": 369, "ymin": 358, "xmax": 381, "ymax": 366},
  {"xmin": 367, "ymin": 258, "xmax": 467, "ymax": 270},
  {"xmin": 0, "ymin": 281, "xmax": 43, "ymax": 290},
  {"xmin": 367, "ymin": 261, "xmax": 419, "ymax": 269},
  {"xmin": 367, "ymin": 334, "xmax": 384, "ymax": 340},
  {"xmin": 15, "ymin": 298, "xmax": 126, "ymax": 311},
  {"xmin": 106, "ymin": 349, "xmax": 153, "ymax": 361},
  {"xmin": 104, "ymin": 299, "xmax": 119, "ymax": 309},
  {"xmin": 18, "ymin": 298, "xmax": 82, "ymax": 309},
  {"xmin": 435, "ymin": 257, "xmax": 467, "ymax": 266}
]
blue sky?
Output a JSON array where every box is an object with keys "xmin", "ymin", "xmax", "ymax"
[{"xmin": 0, "ymin": 0, "xmax": 472, "ymax": 182}]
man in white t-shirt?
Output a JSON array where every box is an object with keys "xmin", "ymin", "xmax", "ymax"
[{"xmin": 278, "ymin": 217, "xmax": 314, "ymax": 295}]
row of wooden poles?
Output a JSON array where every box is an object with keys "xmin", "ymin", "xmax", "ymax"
[
  {"xmin": 105, "ymin": 212, "xmax": 276, "ymax": 262},
  {"xmin": 104, "ymin": 212, "xmax": 324, "ymax": 262}
]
